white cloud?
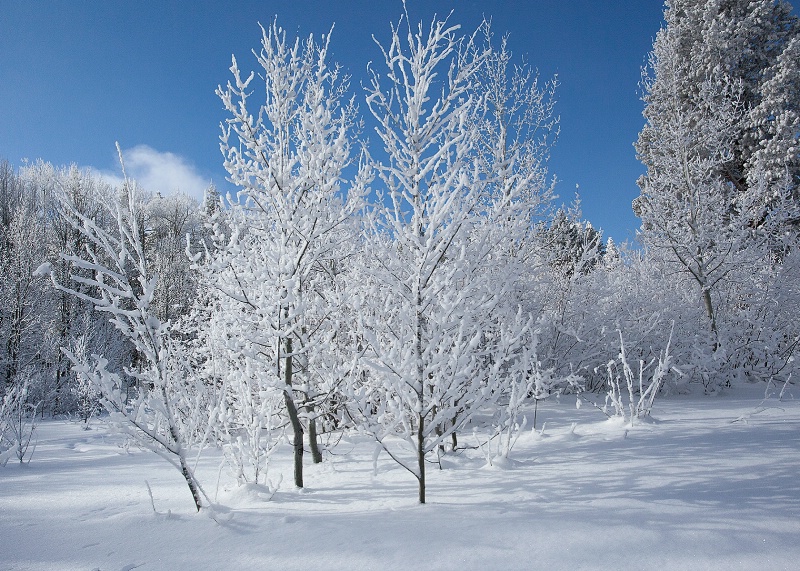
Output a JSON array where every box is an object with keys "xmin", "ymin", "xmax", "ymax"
[
  {"xmin": 95, "ymin": 170, "xmax": 125, "ymax": 190},
  {"xmin": 96, "ymin": 145, "xmax": 210, "ymax": 203}
]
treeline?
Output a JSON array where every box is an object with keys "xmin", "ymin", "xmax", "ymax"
[{"xmin": 0, "ymin": 160, "xmax": 218, "ymax": 415}]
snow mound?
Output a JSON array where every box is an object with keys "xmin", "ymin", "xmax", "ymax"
[
  {"xmin": 217, "ymin": 482, "xmax": 277, "ymax": 507},
  {"xmin": 483, "ymin": 456, "xmax": 523, "ymax": 470}
]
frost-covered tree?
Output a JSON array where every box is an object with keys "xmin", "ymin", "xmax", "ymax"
[
  {"xmin": 637, "ymin": 0, "xmax": 799, "ymax": 210},
  {"xmin": 746, "ymin": 33, "xmax": 800, "ymax": 195},
  {"xmin": 201, "ymin": 20, "xmax": 366, "ymax": 489},
  {"xmin": 144, "ymin": 191, "xmax": 206, "ymax": 323},
  {"xmin": 1, "ymin": 161, "xmax": 134, "ymax": 416},
  {"xmin": 534, "ymin": 203, "xmax": 607, "ymax": 379},
  {"xmin": 634, "ymin": 0, "xmax": 799, "ymax": 369},
  {"xmin": 0, "ymin": 374, "xmax": 39, "ymax": 465},
  {"xmin": 44, "ymin": 164, "xmax": 105, "ymax": 413},
  {"xmin": 636, "ymin": 70, "xmax": 746, "ymax": 339},
  {"xmin": 467, "ymin": 22, "xmax": 583, "ymax": 456},
  {"xmin": 0, "ymin": 161, "xmax": 46, "ymax": 394},
  {"xmin": 540, "ymin": 205, "xmax": 605, "ymax": 279},
  {"xmin": 49, "ymin": 161, "xmax": 210, "ymax": 511},
  {"xmin": 20, "ymin": 162, "xmax": 128, "ymax": 414},
  {"xmin": 470, "ymin": 22, "xmax": 559, "ymax": 215},
  {"xmin": 352, "ymin": 14, "xmax": 548, "ymax": 503}
]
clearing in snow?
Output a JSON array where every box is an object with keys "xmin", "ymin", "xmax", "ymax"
[{"xmin": 2, "ymin": 383, "xmax": 798, "ymax": 570}]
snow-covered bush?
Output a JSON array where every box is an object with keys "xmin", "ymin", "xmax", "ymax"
[
  {"xmin": 481, "ymin": 332, "xmax": 583, "ymax": 465},
  {"xmin": 602, "ymin": 326, "xmax": 677, "ymax": 423},
  {"xmin": 0, "ymin": 375, "xmax": 39, "ymax": 466},
  {"xmin": 62, "ymin": 324, "xmax": 103, "ymax": 428}
]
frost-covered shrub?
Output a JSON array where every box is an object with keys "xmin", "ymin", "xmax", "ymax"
[
  {"xmin": 66, "ymin": 333, "xmax": 101, "ymax": 428},
  {"xmin": 602, "ymin": 327, "xmax": 677, "ymax": 423},
  {"xmin": 533, "ymin": 242, "xmax": 689, "ymax": 394},
  {"xmin": 715, "ymin": 248, "xmax": 800, "ymax": 386},
  {"xmin": 481, "ymin": 333, "xmax": 583, "ymax": 464},
  {"xmin": 0, "ymin": 376, "xmax": 39, "ymax": 466}
]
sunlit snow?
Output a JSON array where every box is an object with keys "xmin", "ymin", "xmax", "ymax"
[{"xmin": 2, "ymin": 384, "xmax": 798, "ymax": 571}]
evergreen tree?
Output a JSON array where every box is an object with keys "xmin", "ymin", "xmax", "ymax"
[
  {"xmin": 636, "ymin": 0, "xmax": 799, "ymax": 223},
  {"xmin": 634, "ymin": 0, "xmax": 800, "ymax": 370}
]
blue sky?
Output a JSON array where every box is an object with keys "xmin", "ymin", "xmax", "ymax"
[{"xmin": 0, "ymin": 1, "xmax": 665, "ymax": 244}]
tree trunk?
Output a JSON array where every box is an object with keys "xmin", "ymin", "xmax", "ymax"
[
  {"xmin": 433, "ymin": 404, "xmax": 444, "ymax": 455},
  {"xmin": 702, "ymin": 287, "xmax": 719, "ymax": 349},
  {"xmin": 283, "ymin": 337, "xmax": 304, "ymax": 488},
  {"xmin": 162, "ymin": 385, "xmax": 203, "ymax": 512},
  {"xmin": 417, "ymin": 412, "xmax": 426, "ymax": 504},
  {"xmin": 5, "ymin": 296, "xmax": 22, "ymax": 387},
  {"xmin": 415, "ymin": 281, "xmax": 426, "ymax": 504},
  {"xmin": 53, "ymin": 291, "xmax": 71, "ymax": 415},
  {"xmin": 308, "ymin": 416, "xmax": 323, "ymax": 464},
  {"xmin": 178, "ymin": 452, "xmax": 203, "ymax": 512}
]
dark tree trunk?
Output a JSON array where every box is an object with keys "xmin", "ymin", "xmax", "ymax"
[
  {"xmin": 179, "ymin": 453, "xmax": 203, "ymax": 512},
  {"xmin": 5, "ymin": 302, "xmax": 21, "ymax": 388},
  {"xmin": 702, "ymin": 288, "xmax": 719, "ymax": 347},
  {"xmin": 417, "ymin": 412, "xmax": 426, "ymax": 504},
  {"xmin": 162, "ymin": 385, "xmax": 203, "ymax": 512},
  {"xmin": 433, "ymin": 404, "xmax": 444, "ymax": 455},
  {"xmin": 308, "ymin": 416, "xmax": 323, "ymax": 464},
  {"xmin": 283, "ymin": 337, "xmax": 304, "ymax": 488}
]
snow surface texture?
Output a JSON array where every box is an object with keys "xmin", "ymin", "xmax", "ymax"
[{"xmin": 2, "ymin": 384, "xmax": 798, "ymax": 570}]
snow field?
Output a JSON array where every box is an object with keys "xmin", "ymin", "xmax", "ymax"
[{"xmin": 2, "ymin": 385, "xmax": 799, "ymax": 571}]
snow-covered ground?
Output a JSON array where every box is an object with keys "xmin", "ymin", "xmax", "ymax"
[{"xmin": 2, "ymin": 383, "xmax": 799, "ymax": 571}]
